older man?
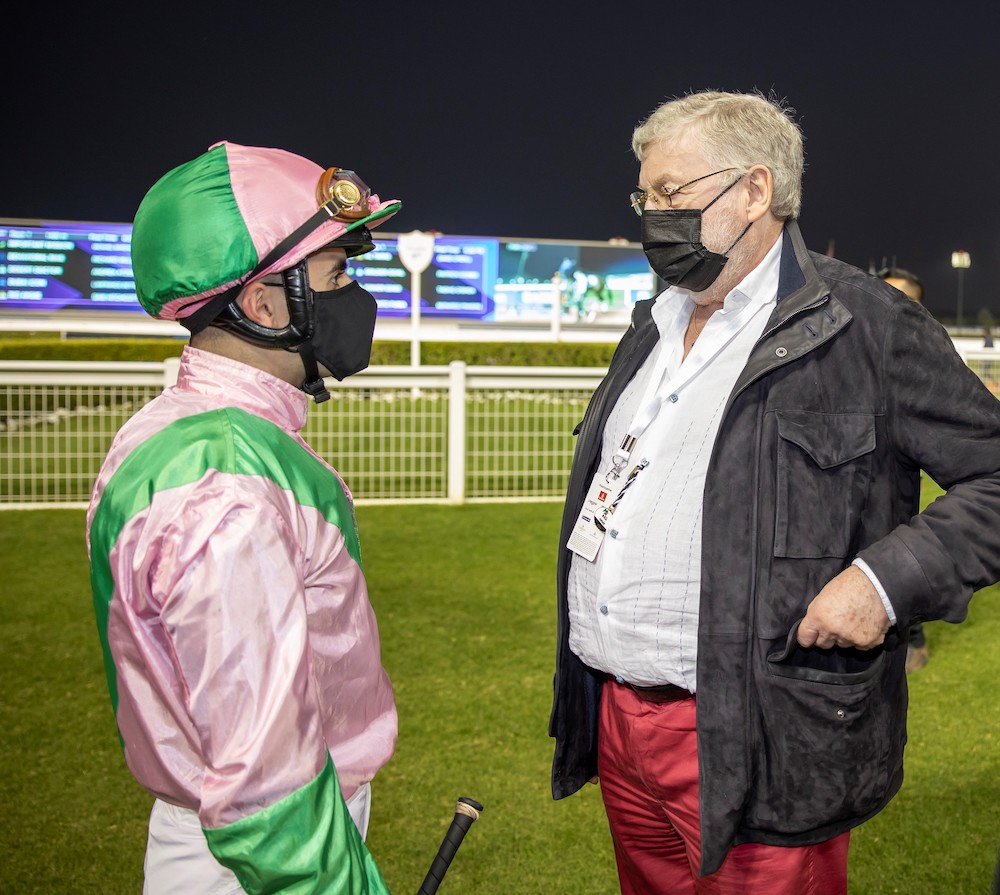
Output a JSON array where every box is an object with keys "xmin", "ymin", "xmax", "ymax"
[{"xmin": 550, "ymin": 90, "xmax": 1000, "ymax": 894}]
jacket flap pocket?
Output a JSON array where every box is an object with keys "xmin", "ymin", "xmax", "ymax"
[
  {"xmin": 767, "ymin": 621, "xmax": 886, "ymax": 684},
  {"xmin": 776, "ymin": 411, "xmax": 875, "ymax": 469}
]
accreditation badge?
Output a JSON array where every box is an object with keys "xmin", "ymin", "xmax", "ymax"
[{"xmin": 566, "ymin": 472, "xmax": 614, "ymax": 562}]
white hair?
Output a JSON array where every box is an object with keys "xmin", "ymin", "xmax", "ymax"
[{"xmin": 632, "ymin": 90, "xmax": 805, "ymax": 220}]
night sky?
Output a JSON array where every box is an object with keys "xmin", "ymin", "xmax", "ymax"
[{"xmin": 5, "ymin": 1, "xmax": 998, "ymax": 322}]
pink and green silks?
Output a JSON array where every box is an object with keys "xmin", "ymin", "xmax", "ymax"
[{"xmin": 87, "ymin": 346, "xmax": 396, "ymax": 894}]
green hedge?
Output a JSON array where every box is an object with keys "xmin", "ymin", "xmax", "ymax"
[
  {"xmin": 0, "ymin": 337, "xmax": 188, "ymax": 363},
  {"xmin": 0, "ymin": 336, "xmax": 617, "ymax": 367}
]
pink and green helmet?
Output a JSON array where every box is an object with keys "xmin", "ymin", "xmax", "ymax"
[{"xmin": 131, "ymin": 141, "xmax": 401, "ymax": 321}]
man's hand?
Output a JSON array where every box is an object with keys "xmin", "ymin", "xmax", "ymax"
[{"xmin": 796, "ymin": 565, "xmax": 891, "ymax": 650}]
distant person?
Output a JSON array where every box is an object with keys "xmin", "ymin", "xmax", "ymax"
[
  {"xmin": 550, "ymin": 89, "xmax": 1000, "ymax": 894},
  {"xmin": 878, "ymin": 265, "xmax": 923, "ymax": 305},
  {"xmin": 877, "ymin": 265, "xmax": 931, "ymax": 673},
  {"xmin": 86, "ymin": 142, "xmax": 401, "ymax": 893}
]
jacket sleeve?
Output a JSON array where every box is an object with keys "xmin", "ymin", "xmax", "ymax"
[
  {"xmin": 857, "ymin": 298, "xmax": 1000, "ymax": 629},
  {"xmin": 154, "ymin": 473, "xmax": 391, "ymax": 895}
]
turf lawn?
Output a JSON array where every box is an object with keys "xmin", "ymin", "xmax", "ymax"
[{"xmin": 1, "ymin": 492, "xmax": 998, "ymax": 893}]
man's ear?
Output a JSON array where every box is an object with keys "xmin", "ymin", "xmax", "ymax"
[
  {"xmin": 236, "ymin": 280, "xmax": 284, "ymax": 327},
  {"xmin": 744, "ymin": 165, "xmax": 774, "ymax": 223}
]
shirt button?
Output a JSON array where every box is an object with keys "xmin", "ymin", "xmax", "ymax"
[
  {"xmin": 609, "ymin": 529, "xmax": 619, "ymax": 539},
  {"xmin": 668, "ymin": 393, "xmax": 679, "ymax": 403},
  {"xmin": 599, "ymin": 604, "xmax": 609, "ymax": 615}
]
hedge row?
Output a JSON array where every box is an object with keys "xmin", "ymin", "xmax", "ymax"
[{"xmin": 0, "ymin": 336, "xmax": 618, "ymax": 367}]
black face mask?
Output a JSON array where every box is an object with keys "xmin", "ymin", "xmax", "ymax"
[
  {"xmin": 640, "ymin": 177, "xmax": 751, "ymax": 292},
  {"xmin": 308, "ymin": 280, "xmax": 378, "ymax": 381}
]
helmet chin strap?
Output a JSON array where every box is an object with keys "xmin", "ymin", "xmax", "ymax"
[{"xmin": 297, "ymin": 340, "xmax": 331, "ymax": 403}]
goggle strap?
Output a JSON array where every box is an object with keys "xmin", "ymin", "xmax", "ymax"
[
  {"xmin": 245, "ymin": 189, "xmax": 363, "ymax": 282},
  {"xmin": 244, "ymin": 206, "xmax": 333, "ymax": 284}
]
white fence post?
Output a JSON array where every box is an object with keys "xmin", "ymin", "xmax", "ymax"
[{"xmin": 447, "ymin": 360, "xmax": 467, "ymax": 504}]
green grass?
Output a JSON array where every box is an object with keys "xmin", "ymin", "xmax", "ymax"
[{"xmin": 1, "ymin": 499, "xmax": 998, "ymax": 893}]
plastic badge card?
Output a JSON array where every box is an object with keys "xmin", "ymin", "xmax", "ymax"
[{"xmin": 566, "ymin": 473, "xmax": 614, "ymax": 562}]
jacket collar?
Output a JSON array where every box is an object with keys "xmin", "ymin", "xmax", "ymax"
[
  {"xmin": 772, "ymin": 219, "xmax": 830, "ymax": 316},
  {"xmin": 730, "ymin": 220, "xmax": 851, "ymax": 399},
  {"xmin": 178, "ymin": 346, "xmax": 309, "ymax": 433},
  {"xmin": 776, "ymin": 224, "xmax": 806, "ymax": 302}
]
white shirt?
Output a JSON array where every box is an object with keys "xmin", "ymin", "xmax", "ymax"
[{"xmin": 567, "ymin": 235, "xmax": 783, "ymax": 690}]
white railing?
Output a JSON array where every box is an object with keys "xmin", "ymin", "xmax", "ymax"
[
  {"xmin": 3, "ymin": 350, "xmax": 998, "ymax": 510},
  {"xmin": 962, "ymin": 352, "xmax": 1000, "ymax": 395},
  {"xmin": 0, "ymin": 360, "xmax": 605, "ymax": 509}
]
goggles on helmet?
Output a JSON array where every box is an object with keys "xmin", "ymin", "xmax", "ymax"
[{"xmin": 316, "ymin": 168, "xmax": 375, "ymax": 222}]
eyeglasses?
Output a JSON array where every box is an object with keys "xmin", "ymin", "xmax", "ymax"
[
  {"xmin": 629, "ymin": 167, "xmax": 741, "ymax": 216},
  {"xmin": 316, "ymin": 167, "xmax": 375, "ymax": 222}
]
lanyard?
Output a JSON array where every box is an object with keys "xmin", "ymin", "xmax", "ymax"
[
  {"xmin": 607, "ymin": 397, "xmax": 661, "ymax": 480},
  {"xmin": 595, "ymin": 459, "xmax": 649, "ymax": 530},
  {"xmin": 606, "ymin": 296, "xmax": 770, "ymax": 481}
]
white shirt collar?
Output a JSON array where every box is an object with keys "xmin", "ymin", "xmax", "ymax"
[{"xmin": 651, "ymin": 229, "xmax": 784, "ymax": 337}]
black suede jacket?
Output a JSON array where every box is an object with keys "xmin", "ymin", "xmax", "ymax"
[{"xmin": 549, "ymin": 221, "xmax": 1000, "ymax": 876}]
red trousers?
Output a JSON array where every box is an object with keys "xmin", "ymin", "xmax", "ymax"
[{"xmin": 598, "ymin": 680, "xmax": 849, "ymax": 895}]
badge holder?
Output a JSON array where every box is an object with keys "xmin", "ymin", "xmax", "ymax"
[{"xmin": 567, "ymin": 446, "xmax": 649, "ymax": 562}]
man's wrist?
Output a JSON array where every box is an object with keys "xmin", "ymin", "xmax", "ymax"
[{"xmin": 851, "ymin": 557, "xmax": 897, "ymax": 625}]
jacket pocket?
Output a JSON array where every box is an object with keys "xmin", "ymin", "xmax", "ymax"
[
  {"xmin": 766, "ymin": 621, "xmax": 886, "ymax": 684},
  {"xmin": 745, "ymin": 625, "xmax": 889, "ymax": 834},
  {"xmin": 773, "ymin": 410, "xmax": 876, "ymax": 558}
]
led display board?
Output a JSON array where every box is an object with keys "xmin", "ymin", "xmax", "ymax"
[
  {"xmin": 496, "ymin": 238, "xmax": 654, "ymax": 321},
  {"xmin": 0, "ymin": 219, "xmax": 136, "ymax": 312},
  {"xmin": 348, "ymin": 234, "xmax": 498, "ymax": 319},
  {"xmin": 0, "ymin": 219, "xmax": 650, "ymax": 323}
]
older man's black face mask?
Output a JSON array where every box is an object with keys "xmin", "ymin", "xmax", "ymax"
[{"xmin": 641, "ymin": 177, "xmax": 752, "ymax": 293}]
